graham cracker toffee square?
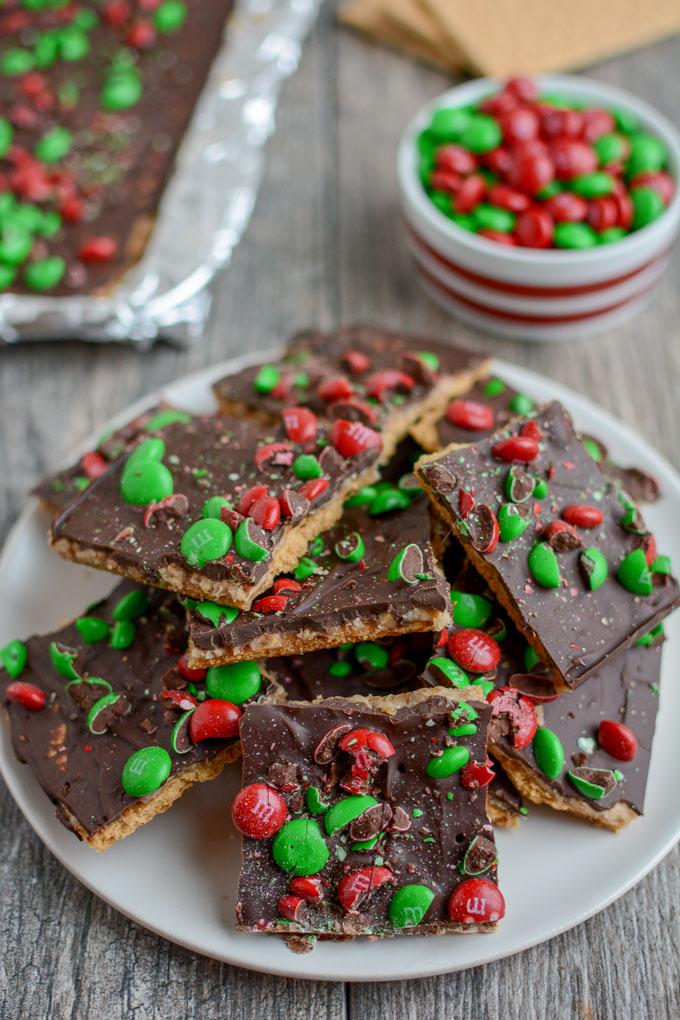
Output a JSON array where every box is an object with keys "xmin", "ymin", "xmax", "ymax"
[
  {"xmin": 417, "ymin": 401, "xmax": 679, "ymax": 690},
  {"xmin": 34, "ymin": 405, "xmax": 191, "ymax": 517},
  {"xmin": 411, "ymin": 375, "xmax": 525, "ymax": 453},
  {"xmin": 233, "ymin": 688, "xmax": 504, "ymax": 941},
  {"xmin": 50, "ymin": 411, "xmax": 384, "ymax": 610},
  {"xmin": 213, "ymin": 325, "xmax": 491, "ymax": 462},
  {"xmin": 490, "ymin": 638, "xmax": 663, "ymax": 832},
  {"xmin": 420, "ymin": 567, "xmax": 662, "ymax": 830},
  {"xmin": 412, "ymin": 376, "xmax": 661, "ymax": 506},
  {"xmin": 0, "ymin": 581, "xmax": 269, "ymax": 851},
  {"xmin": 185, "ymin": 494, "xmax": 450, "ymax": 668}
]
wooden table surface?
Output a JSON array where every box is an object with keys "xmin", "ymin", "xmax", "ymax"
[{"xmin": 1, "ymin": 5, "xmax": 680, "ymax": 1018}]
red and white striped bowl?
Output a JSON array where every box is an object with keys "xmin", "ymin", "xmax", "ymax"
[{"xmin": 398, "ymin": 75, "xmax": 680, "ymax": 342}]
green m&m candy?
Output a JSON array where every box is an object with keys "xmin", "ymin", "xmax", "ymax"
[
  {"xmin": 528, "ymin": 542, "xmax": 561, "ymax": 589},
  {"xmin": 473, "ymin": 204, "xmax": 516, "ymax": 233},
  {"xmin": 50, "ymin": 641, "xmax": 79, "ymax": 680},
  {"xmin": 599, "ymin": 227, "xmax": 627, "ymax": 244},
  {"xmin": 292, "ymin": 454, "xmax": 322, "ymax": 480},
  {"xmin": 569, "ymin": 172, "xmax": 615, "ymax": 198},
  {"xmin": 181, "ymin": 518, "xmax": 233, "ymax": 567},
  {"xmin": 498, "ymin": 503, "xmax": 530, "ymax": 543},
  {"xmin": 24, "ymin": 255, "xmax": 66, "ymax": 290},
  {"xmin": 508, "ymin": 393, "xmax": 534, "ymax": 415},
  {"xmin": 426, "ymin": 657, "xmax": 469, "ymax": 688},
  {"xmin": 532, "ymin": 726, "xmax": 565, "ymax": 779},
  {"xmin": 344, "ymin": 485, "xmax": 376, "ymax": 509},
  {"xmin": 524, "ymin": 645, "xmax": 540, "ymax": 671},
  {"xmin": 450, "ymin": 591, "xmax": 492, "ymax": 629},
  {"xmin": 144, "ymin": 409, "xmax": 192, "ymax": 431},
  {"xmin": 206, "ymin": 661, "xmax": 261, "ymax": 704},
  {"xmin": 121, "ymin": 746, "xmax": 172, "ymax": 797},
  {"xmin": 1, "ymin": 639, "xmax": 27, "ymax": 678},
  {"xmin": 630, "ymin": 186, "xmax": 664, "ymax": 229},
  {"xmin": 334, "ymin": 531, "xmax": 365, "ymax": 562},
  {"xmin": 388, "ymin": 884, "xmax": 434, "ymax": 928},
  {"xmin": 253, "ymin": 364, "xmax": 280, "ymax": 394},
  {"xmin": 121, "ymin": 458, "xmax": 174, "ymax": 506},
  {"xmin": 113, "ymin": 588, "xmax": 149, "ymax": 621},
  {"xmin": 554, "ymin": 222, "xmax": 599, "ymax": 249},
  {"xmin": 201, "ymin": 495, "xmax": 232, "ymax": 520},
  {"xmin": 461, "ymin": 113, "xmax": 502, "ymax": 154},
  {"xmin": 76, "ymin": 616, "xmax": 111, "ymax": 644},
  {"xmin": 35, "ymin": 126, "xmax": 72, "ymax": 164},
  {"xmin": 369, "ymin": 487, "xmax": 410, "ymax": 515},
  {"xmin": 0, "ymin": 225, "xmax": 32, "ymax": 266},
  {"xmin": 579, "ymin": 548, "xmax": 608, "ymax": 591},
  {"xmin": 626, "ymin": 133, "xmax": 667, "ymax": 176},
  {"xmin": 617, "ymin": 548, "xmax": 653, "ymax": 595},
  {"xmin": 305, "ymin": 785, "xmax": 329, "ymax": 815},
  {"xmin": 234, "ymin": 518, "xmax": 269, "ymax": 562},
  {"xmin": 110, "ymin": 619, "xmax": 136, "ymax": 650},
  {"xmin": 355, "ymin": 642, "xmax": 389, "ymax": 670},
  {"xmin": 58, "ymin": 24, "xmax": 90, "ymax": 61},
  {"xmin": 272, "ymin": 818, "xmax": 329, "ymax": 875},
  {"xmin": 426, "ymin": 745, "xmax": 470, "ymax": 778},
  {"xmin": 86, "ymin": 692, "xmax": 122, "ymax": 735},
  {"xmin": 0, "ymin": 119, "xmax": 13, "ymax": 159},
  {"xmin": 324, "ymin": 795, "xmax": 379, "ymax": 835},
  {"xmin": 328, "ymin": 660, "xmax": 352, "ymax": 677},
  {"xmin": 593, "ymin": 133, "xmax": 627, "ymax": 165},
  {"xmin": 128, "ymin": 437, "xmax": 166, "ymax": 465},
  {"xmin": 484, "ymin": 378, "xmax": 505, "ymax": 397},
  {"xmin": 417, "ymin": 351, "xmax": 440, "ymax": 372},
  {"xmin": 294, "ymin": 555, "xmax": 317, "ymax": 580},
  {"xmin": 154, "ymin": 0, "xmax": 188, "ymax": 32},
  {"xmin": 429, "ymin": 106, "xmax": 471, "ymax": 142},
  {"xmin": 196, "ymin": 601, "xmax": 239, "ymax": 627},
  {"xmin": 1, "ymin": 49, "xmax": 35, "ymax": 76},
  {"xmin": 387, "ymin": 543, "xmax": 425, "ymax": 584},
  {"xmin": 101, "ymin": 68, "xmax": 142, "ymax": 111}
]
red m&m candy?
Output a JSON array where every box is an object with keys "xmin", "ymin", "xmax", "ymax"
[
  {"xmin": 598, "ymin": 720, "xmax": 638, "ymax": 761},
  {"xmin": 447, "ymin": 628, "xmax": 501, "ymax": 673},
  {"xmin": 6, "ymin": 682, "xmax": 46, "ymax": 711},
  {"xmin": 446, "ymin": 399, "xmax": 495, "ymax": 432},
  {"xmin": 448, "ymin": 879, "xmax": 505, "ymax": 924},
  {"xmin": 232, "ymin": 782, "xmax": 287, "ymax": 838}
]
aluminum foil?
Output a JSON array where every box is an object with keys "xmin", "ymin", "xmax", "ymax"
[{"xmin": 0, "ymin": 0, "xmax": 322, "ymax": 347}]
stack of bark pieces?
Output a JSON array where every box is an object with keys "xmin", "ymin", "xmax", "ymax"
[{"xmin": 1, "ymin": 325, "xmax": 677, "ymax": 947}]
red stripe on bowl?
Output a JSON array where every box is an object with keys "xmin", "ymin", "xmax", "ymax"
[
  {"xmin": 416, "ymin": 260, "xmax": 655, "ymax": 325},
  {"xmin": 407, "ymin": 221, "xmax": 669, "ymax": 298}
]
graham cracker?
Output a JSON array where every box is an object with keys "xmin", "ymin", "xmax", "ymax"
[
  {"xmin": 339, "ymin": 0, "xmax": 461, "ymax": 72},
  {"xmin": 421, "ymin": 0, "xmax": 680, "ymax": 75}
]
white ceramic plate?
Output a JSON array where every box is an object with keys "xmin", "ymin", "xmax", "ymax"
[{"xmin": 2, "ymin": 355, "xmax": 679, "ymax": 982}]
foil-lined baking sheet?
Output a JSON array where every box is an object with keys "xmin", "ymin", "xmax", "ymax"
[{"xmin": 0, "ymin": 0, "xmax": 322, "ymax": 347}]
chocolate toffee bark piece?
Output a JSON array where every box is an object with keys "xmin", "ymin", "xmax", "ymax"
[
  {"xmin": 420, "ymin": 572, "xmax": 663, "ymax": 831},
  {"xmin": 185, "ymin": 496, "xmax": 450, "ymax": 667},
  {"xmin": 417, "ymin": 400, "xmax": 680, "ymax": 690},
  {"xmin": 233, "ymin": 687, "xmax": 504, "ymax": 941},
  {"xmin": 489, "ymin": 640, "xmax": 664, "ymax": 832},
  {"xmin": 0, "ymin": 1, "xmax": 234, "ymax": 297},
  {"xmin": 412, "ymin": 375, "xmax": 524, "ymax": 453},
  {"xmin": 34, "ymin": 404, "xmax": 190, "ymax": 516},
  {"xmin": 487, "ymin": 759, "xmax": 526, "ymax": 829},
  {"xmin": 412, "ymin": 378, "xmax": 661, "ymax": 506},
  {"xmin": 50, "ymin": 411, "xmax": 384, "ymax": 610},
  {"xmin": 0, "ymin": 580, "xmax": 270, "ymax": 851},
  {"xmin": 213, "ymin": 325, "xmax": 491, "ymax": 462}
]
